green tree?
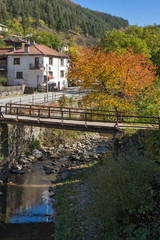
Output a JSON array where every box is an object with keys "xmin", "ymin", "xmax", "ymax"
[
  {"xmin": 32, "ymin": 31, "xmax": 62, "ymax": 49},
  {"xmin": 100, "ymin": 29, "xmax": 150, "ymax": 57},
  {"xmin": 0, "ymin": 38, "xmax": 6, "ymax": 47},
  {"xmin": 125, "ymin": 25, "xmax": 160, "ymax": 74}
]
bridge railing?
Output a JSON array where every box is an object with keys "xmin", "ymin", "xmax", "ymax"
[
  {"xmin": 2, "ymin": 103, "xmax": 122, "ymax": 124},
  {"xmin": 0, "ymin": 103, "xmax": 160, "ymax": 129}
]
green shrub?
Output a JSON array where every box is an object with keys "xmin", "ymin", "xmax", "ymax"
[
  {"xmin": 87, "ymin": 147, "xmax": 160, "ymax": 239},
  {"xmin": 0, "ymin": 76, "xmax": 7, "ymax": 86},
  {"xmin": 28, "ymin": 138, "xmax": 42, "ymax": 151},
  {"xmin": 58, "ymin": 94, "xmax": 67, "ymax": 107},
  {"xmin": 69, "ymin": 97, "xmax": 74, "ymax": 106}
]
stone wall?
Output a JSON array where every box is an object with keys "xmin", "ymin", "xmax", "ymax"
[
  {"xmin": 0, "ymin": 124, "xmax": 43, "ymax": 181},
  {"xmin": 0, "ymin": 85, "xmax": 25, "ymax": 97},
  {"xmin": 8, "ymin": 125, "xmax": 42, "ymax": 160}
]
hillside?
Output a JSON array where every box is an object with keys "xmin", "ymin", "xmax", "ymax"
[{"xmin": 0, "ymin": 0, "xmax": 129, "ymax": 39}]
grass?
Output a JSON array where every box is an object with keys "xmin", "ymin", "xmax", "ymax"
[
  {"xmin": 54, "ymin": 130, "xmax": 160, "ymax": 240},
  {"xmin": 41, "ymin": 129, "xmax": 86, "ymax": 148},
  {"xmin": 54, "ymin": 163, "xmax": 96, "ymax": 240}
]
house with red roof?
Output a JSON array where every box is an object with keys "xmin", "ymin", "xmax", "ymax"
[
  {"xmin": 6, "ymin": 43, "xmax": 69, "ymax": 89},
  {"xmin": 0, "ymin": 48, "xmax": 12, "ymax": 77},
  {"xmin": 0, "ymin": 23, "xmax": 8, "ymax": 32}
]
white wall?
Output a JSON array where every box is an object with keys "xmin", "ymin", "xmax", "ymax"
[
  {"xmin": 7, "ymin": 55, "xmax": 44, "ymax": 88},
  {"xmin": 7, "ymin": 55, "xmax": 68, "ymax": 89},
  {"xmin": 0, "ymin": 25, "xmax": 8, "ymax": 32},
  {"xmin": 43, "ymin": 56, "xmax": 68, "ymax": 89}
]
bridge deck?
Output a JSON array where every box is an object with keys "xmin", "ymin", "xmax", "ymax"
[
  {"xmin": 0, "ymin": 104, "xmax": 159, "ymax": 132},
  {"xmin": 0, "ymin": 114, "xmax": 117, "ymax": 133}
]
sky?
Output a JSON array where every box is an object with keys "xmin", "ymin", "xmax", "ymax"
[{"xmin": 72, "ymin": 0, "xmax": 160, "ymax": 26}]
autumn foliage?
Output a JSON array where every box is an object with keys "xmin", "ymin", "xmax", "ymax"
[{"xmin": 70, "ymin": 46, "xmax": 157, "ymax": 111}]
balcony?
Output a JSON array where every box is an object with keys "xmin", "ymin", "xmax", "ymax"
[{"xmin": 29, "ymin": 63, "xmax": 43, "ymax": 70}]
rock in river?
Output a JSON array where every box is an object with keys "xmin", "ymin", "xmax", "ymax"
[{"xmin": 32, "ymin": 149, "xmax": 43, "ymax": 159}]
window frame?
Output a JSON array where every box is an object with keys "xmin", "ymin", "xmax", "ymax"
[
  {"xmin": 16, "ymin": 72, "xmax": 23, "ymax": 79},
  {"xmin": 60, "ymin": 58, "xmax": 64, "ymax": 66},
  {"xmin": 49, "ymin": 57, "xmax": 53, "ymax": 65},
  {"xmin": 60, "ymin": 70, "xmax": 65, "ymax": 78},
  {"xmin": 14, "ymin": 58, "xmax": 20, "ymax": 65}
]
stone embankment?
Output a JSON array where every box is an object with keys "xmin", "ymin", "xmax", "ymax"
[{"xmin": 10, "ymin": 133, "xmax": 112, "ymax": 178}]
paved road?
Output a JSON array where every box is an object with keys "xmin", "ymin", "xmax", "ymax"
[{"xmin": 0, "ymin": 87, "xmax": 83, "ymax": 106}]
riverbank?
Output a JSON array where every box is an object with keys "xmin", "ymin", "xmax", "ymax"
[{"xmin": 54, "ymin": 129, "xmax": 160, "ymax": 240}]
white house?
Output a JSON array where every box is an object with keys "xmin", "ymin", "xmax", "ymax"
[
  {"xmin": 6, "ymin": 43, "xmax": 69, "ymax": 90},
  {"xmin": 0, "ymin": 23, "xmax": 8, "ymax": 32}
]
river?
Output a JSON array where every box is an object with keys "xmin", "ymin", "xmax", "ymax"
[{"xmin": 0, "ymin": 157, "xmax": 55, "ymax": 240}]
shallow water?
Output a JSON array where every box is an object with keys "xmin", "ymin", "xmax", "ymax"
[{"xmin": 0, "ymin": 159, "xmax": 55, "ymax": 240}]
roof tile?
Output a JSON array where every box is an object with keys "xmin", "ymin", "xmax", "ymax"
[{"xmin": 6, "ymin": 44, "xmax": 68, "ymax": 57}]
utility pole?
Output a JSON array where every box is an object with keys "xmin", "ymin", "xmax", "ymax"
[{"xmin": 46, "ymin": 63, "xmax": 49, "ymax": 95}]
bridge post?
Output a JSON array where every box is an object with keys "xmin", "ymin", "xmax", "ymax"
[
  {"xmin": 69, "ymin": 108, "xmax": 71, "ymax": 119},
  {"xmin": 48, "ymin": 107, "xmax": 51, "ymax": 118},
  {"xmin": 85, "ymin": 113, "xmax": 87, "ymax": 127},
  {"xmin": 29, "ymin": 105, "xmax": 32, "ymax": 116},
  {"xmin": 0, "ymin": 123, "xmax": 8, "ymax": 157},
  {"xmin": 9, "ymin": 103, "xmax": 12, "ymax": 114},
  {"xmin": 5, "ymin": 104, "xmax": 7, "ymax": 114},
  {"xmin": 0, "ymin": 106, "xmax": 3, "ymax": 118}
]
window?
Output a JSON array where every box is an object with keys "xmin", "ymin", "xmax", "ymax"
[
  {"xmin": 60, "ymin": 70, "xmax": 65, "ymax": 78},
  {"xmin": 49, "ymin": 71, "xmax": 53, "ymax": 76},
  {"xmin": 60, "ymin": 58, "xmax": 64, "ymax": 66},
  {"xmin": 14, "ymin": 58, "xmax": 20, "ymax": 65},
  {"xmin": 49, "ymin": 57, "xmax": 53, "ymax": 65},
  {"xmin": 16, "ymin": 72, "xmax": 23, "ymax": 79}
]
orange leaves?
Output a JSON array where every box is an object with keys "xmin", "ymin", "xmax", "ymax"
[{"xmin": 69, "ymin": 46, "xmax": 157, "ymax": 110}]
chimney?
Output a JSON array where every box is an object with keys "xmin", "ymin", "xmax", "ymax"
[
  {"xmin": 30, "ymin": 40, "xmax": 35, "ymax": 45},
  {"xmin": 24, "ymin": 44, "xmax": 29, "ymax": 53}
]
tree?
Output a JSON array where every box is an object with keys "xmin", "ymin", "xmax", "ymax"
[
  {"xmin": 0, "ymin": 38, "xmax": 6, "ymax": 47},
  {"xmin": 100, "ymin": 29, "xmax": 150, "ymax": 58},
  {"xmin": 70, "ymin": 46, "xmax": 157, "ymax": 111},
  {"xmin": 31, "ymin": 31, "xmax": 62, "ymax": 49},
  {"xmin": 125, "ymin": 25, "xmax": 160, "ymax": 74}
]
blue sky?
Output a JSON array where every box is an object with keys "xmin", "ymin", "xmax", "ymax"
[{"xmin": 72, "ymin": 0, "xmax": 160, "ymax": 26}]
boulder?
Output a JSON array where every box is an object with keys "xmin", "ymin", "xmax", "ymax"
[
  {"xmin": 48, "ymin": 147, "xmax": 55, "ymax": 151},
  {"xmin": 27, "ymin": 156, "xmax": 36, "ymax": 162},
  {"xmin": 45, "ymin": 168, "xmax": 55, "ymax": 174},
  {"xmin": 18, "ymin": 158, "xmax": 28, "ymax": 165},
  {"xmin": 32, "ymin": 149, "xmax": 43, "ymax": 159},
  {"xmin": 69, "ymin": 155, "xmax": 80, "ymax": 161},
  {"xmin": 43, "ymin": 165, "xmax": 50, "ymax": 170},
  {"xmin": 49, "ymin": 192, "xmax": 55, "ymax": 197},
  {"xmin": 11, "ymin": 169, "xmax": 25, "ymax": 174},
  {"xmin": 12, "ymin": 163, "xmax": 22, "ymax": 171}
]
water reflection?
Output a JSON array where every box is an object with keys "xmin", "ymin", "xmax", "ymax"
[{"xmin": 0, "ymin": 160, "xmax": 55, "ymax": 240}]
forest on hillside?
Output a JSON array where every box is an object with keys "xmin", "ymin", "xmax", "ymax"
[{"xmin": 0, "ymin": 0, "xmax": 128, "ymax": 38}]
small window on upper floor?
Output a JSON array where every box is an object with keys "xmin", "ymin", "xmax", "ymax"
[
  {"xmin": 60, "ymin": 58, "xmax": 64, "ymax": 66},
  {"xmin": 14, "ymin": 58, "xmax": 20, "ymax": 65},
  {"xmin": 49, "ymin": 57, "xmax": 53, "ymax": 65},
  {"xmin": 60, "ymin": 70, "xmax": 65, "ymax": 78},
  {"xmin": 16, "ymin": 72, "xmax": 23, "ymax": 79}
]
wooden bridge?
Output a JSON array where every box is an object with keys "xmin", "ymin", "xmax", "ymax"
[{"xmin": 0, "ymin": 103, "xmax": 159, "ymax": 133}]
